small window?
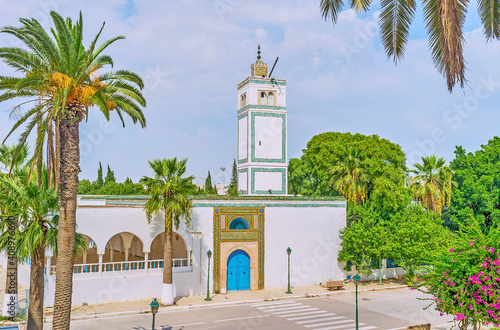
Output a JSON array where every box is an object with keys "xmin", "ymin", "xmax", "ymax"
[
  {"xmin": 229, "ymin": 217, "xmax": 251, "ymax": 230},
  {"xmin": 260, "ymin": 92, "xmax": 266, "ymax": 105},
  {"xmin": 240, "ymin": 93, "xmax": 246, "ymax": 108},
  {"xmin": 268, "ymin": 92, "xmax": 274, "ymax": 106}
]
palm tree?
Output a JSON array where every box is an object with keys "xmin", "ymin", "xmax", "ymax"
[
  {"xmin": 320, "ymin": 0, "xmax": 497, "ymax": 92},
  {"xmin": 411, "ymin": 155, "xmax": 455, "ymax": 214},
  {"xmin": 140, "ymin": 158, "xmax": 195, "ymax": 305},
  {"xmin": 330, "ymin": 147, "xmax": 371, "ymax": 205},
  {"xmin": 0, "ymin": 168, "xmax": 86, "ymax": 329},
  {"xmin": 0, "ymin": 144, "xmax": 28, "ymax": 318},
  {"xmin": 0, "ymin": 12, "xmax": 146, "ymax": 328}
]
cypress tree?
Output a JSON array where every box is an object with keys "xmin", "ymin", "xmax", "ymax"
[
  {"xmin": 96, "ymin": 162, "xmax": 104, "ymax": 187},
  {"xmin": 105, "ymin": 164, "xmax": 116, "ymax": 184},
  {"xmin": 228, "ymin": 159, "xmax": 239, "ymax": 196},
  {"xmin": 205, "ymin": 171, "xmax": 215, "ymax": 194}
]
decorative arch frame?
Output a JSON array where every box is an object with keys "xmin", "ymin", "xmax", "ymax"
[{"xmin": 213, "ymin": 207, "xmax": 265, "ymax": 293}]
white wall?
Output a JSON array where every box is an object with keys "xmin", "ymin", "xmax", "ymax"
[{"xmin": 264, "ymin": 206, "xmax": 346, "ymax": 288}]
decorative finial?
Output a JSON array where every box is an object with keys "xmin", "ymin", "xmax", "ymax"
[{"xmin": 257, "ymin": 45, "xmax": 261, "ymax": 60}]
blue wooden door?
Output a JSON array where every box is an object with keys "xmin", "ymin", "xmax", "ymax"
[{"xmin": 227, "ymin": 250, "xmax": 250, "ymax": 291}]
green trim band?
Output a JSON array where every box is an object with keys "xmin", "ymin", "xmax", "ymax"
[
  {"xmin": 193, "ymin": 202, "xmax": 346, "ymax": 208},
  {"xmin": 238, "ymin": 104, "xmax": 286, "ymax": 115}
]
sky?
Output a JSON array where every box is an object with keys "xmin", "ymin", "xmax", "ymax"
[{"xmin": 0, "ymin": 0, "xmax": 499, "ymax": 184}]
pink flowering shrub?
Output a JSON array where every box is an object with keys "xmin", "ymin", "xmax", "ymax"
[{"xmin": 415, "ymin": 223, "xmax": 500, "ymax": 329}]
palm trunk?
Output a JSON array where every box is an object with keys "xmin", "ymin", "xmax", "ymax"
[
  {"xmin": 27, "ymin": 243, "xmax": 45, "ymax": 330},
  {"xmin": 2, "ymin": 216, "xmax": 18, "ymax": 318},
  {"xmin": 161, "ymin": 210, "xmax": 174, "ymax": 305},
  {"xmin": 52, "ymin": 107, "xmax": 80, "ymax": 329}
]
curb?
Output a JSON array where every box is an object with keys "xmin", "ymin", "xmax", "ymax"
[{"xmin": 44, "ymin": 284, "xmax": 408, "ymax": 323}]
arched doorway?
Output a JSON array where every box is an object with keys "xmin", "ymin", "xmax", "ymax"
[{"xmin": 227, "ymin": 250, "xmax": 250, "ymax": 291}]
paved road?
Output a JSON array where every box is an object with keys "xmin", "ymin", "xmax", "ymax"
[{"xmin": 46, "ymin": 288, "xmax": 454, "ymax": 330}]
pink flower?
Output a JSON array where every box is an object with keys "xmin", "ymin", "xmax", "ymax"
[
  {"xmin": 457, "ymin": 313, "xmax": 466, "ymax": 320},
  {"xmin": 489, "ymin": 248, "xmax": 495, "ymax": 253},
  {"xmin": 450, "ymin": 248, "xmax": 454, "ymax": 252},
  {"xmin": 470, "ymin": 241, "xmax": 474, "ymax": 246}
]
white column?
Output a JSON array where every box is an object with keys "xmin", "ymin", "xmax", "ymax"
[
  {"xmin": 82, "ymin": 251, "xmax": 87, "ymax": 264},
  {"xmin": 46, "ymin": 256, "xmax": 52, "ymax": 281},
  {"xmin": 144, "ymin": 252, "xmax": 149, "ymax": 275},
  {"xmin": 98, "ymin": 254, "xmax": 103, "ymax": 278}
]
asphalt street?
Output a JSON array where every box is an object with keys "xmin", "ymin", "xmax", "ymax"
[{"xmin": 45, "ymin": 288, "xmax": 454, "ymax": 330}]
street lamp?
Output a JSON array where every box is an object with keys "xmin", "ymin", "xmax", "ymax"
[
  {"xmin": 286, "ymin": 247, "xmax": 292, "ymax": 294},
  {"xmin": 353, "ymin": 273, "xmax": 361, "ymax": 330},
  {"xmin": 150, "ymin": 298, "xmax": 159, "ymax": 330},
  {"xmin": 205, "ymin": 250, "xmax": 212, "ymax": 301}
]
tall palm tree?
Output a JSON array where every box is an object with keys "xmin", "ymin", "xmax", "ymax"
[
  {"xmin": 0, "ymin": 168, "xmax": 86, "ymax": 329},
  {"xmin": 0, "ymin": 12, "xmax": 146, "ymax": 328},
  {"xmin": 140, "ymin": 158, "xmax": 195, "ymax": 305},
  {"xmin": 411, "ymin": 155, "xmax": 455, "ymax": 214},
  {"xmin": 330, "ymin": 147, "xmax": 371, "ymax": 205},
  {"xmin": 320, "ymin": 0, "xmax": 498, "ymax": 92}
]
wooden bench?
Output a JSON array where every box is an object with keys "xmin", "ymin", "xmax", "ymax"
[
  {"xmin": 325, "ymin": 280, "xmax": 345, "ymax": 291},
  {"xmin": 407, "ymin": 324, "xmax": 431, "ymax": 330}
]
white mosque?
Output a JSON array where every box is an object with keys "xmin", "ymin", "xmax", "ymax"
[{"xmin": 4, "ymin": 48, "xmax": 350, "ymax": 307}]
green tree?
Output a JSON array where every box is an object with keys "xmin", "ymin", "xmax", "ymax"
[
  {"xmin": 288, "ymin": 158, "xmax": 306, "ymax": 196},
  {"xmin": 411, "ymin": 155, "xmax": 454, "ymax": 215},
  {"xmin": 387, "ymin": 205, "xmax": 451, "ymax": 284},
  {"xmin": 444, "ymin": 137, "xmax": 500, "ymax": 231},
  {"xmin": 338, "ymin": 206, "xmax": 394, "ymax": 278},
  {"xmin": 96, "ymin": 162, "xmax": 104, "ymax": 188},
  {"xmin": 140, "ymin": 158, "xmax": 195, "ymax": 305},
  {"xmin": 0, "ymin": 12, "xmax": 146, "ymax": 328},
  {"xmin": 227, "ymin": 160, "xmax": 239, "ymax": 196},
  {"xmin": 0, "ymin": 168, "xmax": 86, "ymax": 328},
  {"xmin": 320, "ymin": 0, "xmax": 497, "ymax": 92},
  {"xmin": 204, "ymin": 171, "xmax": 216, "ymax": 194},
  {"xmin": 330, "ymin": 147, "xmax": 370, "ymax": 205},
  {"xmin": 105, "ymin": 164, "xmax": 116, "ymax": 184},
  {"xmin": 292, "ymin": 132, "xmax": 408, "ymax": 213}
]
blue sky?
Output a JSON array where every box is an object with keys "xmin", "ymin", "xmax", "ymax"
[{"xmin": 0, "ymin": 0, "xmax": 499, "ymax": 184}]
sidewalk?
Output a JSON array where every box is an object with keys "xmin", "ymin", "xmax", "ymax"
[{"xmin": 42, "ymin": 278, "xmax": 407, "ymax": 321}]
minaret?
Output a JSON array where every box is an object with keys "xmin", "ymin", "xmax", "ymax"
[{"xmin": 236, "ymin": 46, "xmax": 288, "ymax": 195}]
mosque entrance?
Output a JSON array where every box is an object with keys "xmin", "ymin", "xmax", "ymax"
[{"xmin": 227, "ymin": 249, "xmax": 250, "ymax": 291}]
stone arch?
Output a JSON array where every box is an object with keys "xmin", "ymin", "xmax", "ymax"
[
  {"xmin": 149, "ymin": 232, "xmax": 188, "ymax": 261},
  {"xmin": 103, "ymin": 232, "xmax": 145, "ymax": 263}
]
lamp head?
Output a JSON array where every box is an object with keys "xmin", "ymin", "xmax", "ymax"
[
  {"xmin": 353, "ymin": 273, "xmax": 361, "ymax": 285},
  {"xmin": 150, "ymin": 298, "xmax": 159, "ymax": 314},
  {"xmin": 207, "ymin": 250, "xmax": 212, "ymax": 259},
  {"xmin": 286, "ymin": 247, "xmax": 291, "ymax": 255}
]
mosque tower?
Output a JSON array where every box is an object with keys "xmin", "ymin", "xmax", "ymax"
[{"xmin": 236, "ymin": 46, "xmax": 288, "ymax": 195}]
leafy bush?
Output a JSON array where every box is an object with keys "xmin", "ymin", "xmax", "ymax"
[{"xmin": 415, "ymin": 222, "xmax": 500, "ymax": 329}]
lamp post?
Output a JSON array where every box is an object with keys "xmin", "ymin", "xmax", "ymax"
[
  {"xmin": 205, "ymin": 250, "xmax": 212, "ymax": 301},
  {"xmin": 286, "ymin": 247, "xmax": 292, "ymax": 294},
  {"xmin": 353, "ymin": 273, "xmax": 361, "ymax": 330},
  {"xmin": 150, "ymin": 298, "xmax": 159, "ymax": 330}
]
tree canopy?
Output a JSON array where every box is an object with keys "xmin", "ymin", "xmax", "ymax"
[
  {"xmin": 289, "ymin": 132, "xmax": 409, "ymax": 218},
  {"xmin": 444, "ymin": 137, "xmax": 500, "ymax": 231}
]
